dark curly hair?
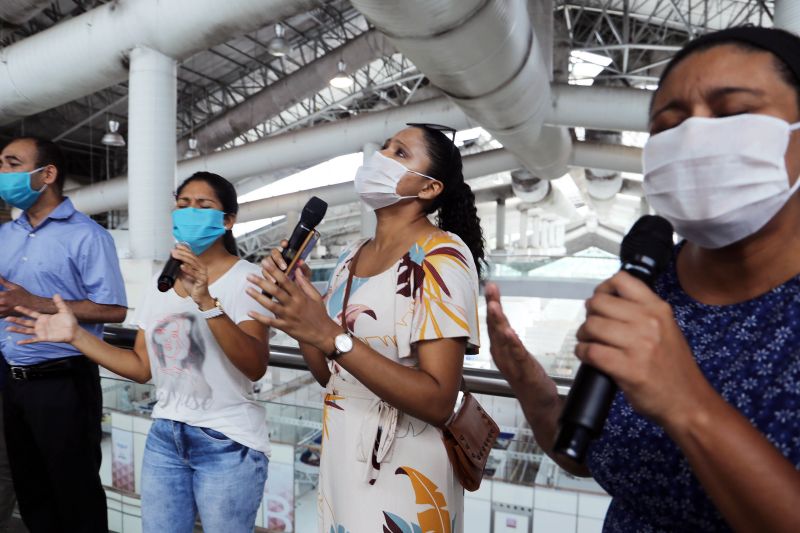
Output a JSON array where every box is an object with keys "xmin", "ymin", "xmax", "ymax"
[
  {"xmin": 175, "ymin": 171, "xmax": 239, "ymax": 256},
  {"xmin": 412, "ymin": 125, "xmax": 486, "ymax": 278}
]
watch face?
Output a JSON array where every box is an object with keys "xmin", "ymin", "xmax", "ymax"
[{"xmin": 335, "ymin": 333, "xmax": 353, "ymax": 353}]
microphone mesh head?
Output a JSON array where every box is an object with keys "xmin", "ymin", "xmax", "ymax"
[
  {"xmin": 620, "ymin": 215, "xmax": 674, "ymax": 273},
  {"xmin": 302, "ymin": 196, "xmax": 328, "ymax": 227}
]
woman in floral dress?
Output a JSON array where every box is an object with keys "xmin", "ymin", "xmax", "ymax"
[{"xmin": 249, "ymin": 124, "xmax": 485, "ymax": 532}]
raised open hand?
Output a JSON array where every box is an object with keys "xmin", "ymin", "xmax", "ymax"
[
  {"xmin": 485, "ymin": 282, "xmax": 537, "ymax": 380},
  {"xmin": 5, "ymin": 294, "xmax": 79, "ymax": 345}
]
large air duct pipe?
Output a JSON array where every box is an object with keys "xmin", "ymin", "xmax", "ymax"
[
  {"xmin": 234, "ymin": 142, "xmax": 633, "ymax": 225},
  {"xmin": 69, "ymin": 85, "xmax": 650, "ymax": 215},
  {"xmin": 350, "ymin": 0, "xmax": 572, "ymax": 179},
  {"xmin": 584, "ymin": 130, "xmax": 624, "ymax": 201},
  {"xmin": 775, "ymin": 0, "xmax": 800, "ymax": 34},
  {"xmin": 0, "ymin": 0, "xmax": 317, "ymax": 124},
  {"xmin": 70, "ymin": 97, "xmax": 471, "ymax": 214},
  {"xmin": 69, "ymin": 115, "xmax": 642, "ymax": 218}
]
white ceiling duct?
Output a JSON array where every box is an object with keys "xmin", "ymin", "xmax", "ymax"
[
  {"xmin": 0, "ymin": 0, "xmax": 52, "ymax": 25},
  {"xmin": 234, "ymin": 140, "xmax": 639, "ymax": 225},
  {"xmin": 69, "ymin": 87, "xmax": 644, "ymax": 214},
  {"xmin": 0, "ymin": 0, "xmax": 317, "ymax": 124},
  {"xmin": 584, "ymin": 130, "xmax": 624, "ymax": 200},
  {"xmin": 69, "ymin": 84, "xmax": 649, "ymax": 215},
  {"xmin": 550, "ymin": 85, "xmax": 651, "ymax": 132},
  {"xmin": 350, "ymin": 0, "xmax": 572, "ymax": 180},
  {"xmin": 70, "ymin": 97, "xmax": 472, "ymax": 214},
  {"xmin": 510, "ymin": 169, "xmax": 551, "ymax": 203},
  {"xmin": 775, "ymin": 0, "xmax": 800, "ymax": 34}
]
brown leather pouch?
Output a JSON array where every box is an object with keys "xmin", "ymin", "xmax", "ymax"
[{"xmin": 441, "ymin": 387, "xmax": 500, "ymax": 491}]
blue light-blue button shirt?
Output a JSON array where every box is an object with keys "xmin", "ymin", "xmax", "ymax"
[{"xmin": 0, "ymin": 198, "xmax": 127, "ymax": 365}]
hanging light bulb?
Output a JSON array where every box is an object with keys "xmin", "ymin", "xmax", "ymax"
[
  {"xmin": 267, "ymin": 23, "xmax": 291, "ymax": 57},
  {"xmin": 101, "ymin": 119, "xmax": 125, "ymax": 147},
  {"xmin": 329, "ymin": 60, "xmax": 353, "ymax": 89},
  {"xmin": 184, "ymin": 137, "xmax": 200, "ymax": 159}
]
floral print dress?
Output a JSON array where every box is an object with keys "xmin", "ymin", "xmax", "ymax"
[{"xmin": 317, "ymin": 232, "xmax": 480, "ymax": 533}]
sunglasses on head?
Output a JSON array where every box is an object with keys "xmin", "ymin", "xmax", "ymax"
[{"xmin": 406, "ymin": 122, "xmax": 457, "ymax": 143}]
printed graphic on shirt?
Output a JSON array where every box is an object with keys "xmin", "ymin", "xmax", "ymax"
[{"xmin": 150, "ymin": 313, "xmax": 212, "ymax": 410}]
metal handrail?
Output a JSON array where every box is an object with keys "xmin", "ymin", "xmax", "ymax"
[{"xmin": 103, "ymin": 326, "xmax": 572, "ymax": 397}]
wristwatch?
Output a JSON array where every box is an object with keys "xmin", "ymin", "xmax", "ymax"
[
  {"xmin": 199, "ymin": 297, "xmax": 224, "ymax": 320},
  {"xmin": 328, "ymin": 332, "xmax": 354, "ymax": 360}
]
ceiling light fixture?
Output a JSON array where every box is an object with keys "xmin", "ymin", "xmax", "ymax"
[
  {"xmin": 267, "ymin": 23, "xmax": 291, "ymax": 57},
  {"xmin": 184, "ymin": 137, "xmax": 200, "ymax": 159},
  {"xmin": 329, "ymin": 60, "xmax": 353, "ymax": 89},
  {"xmin": 101, "ymin": 119, "xmax": 125, "ymax": 147}
]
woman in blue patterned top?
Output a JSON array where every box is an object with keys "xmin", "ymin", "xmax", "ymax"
[{"xmin": 486, "ymin": 26, "xmax": 800, "ymax": 532}]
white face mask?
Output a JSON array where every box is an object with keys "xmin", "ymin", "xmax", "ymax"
[
  {"xmin": 354, "ymin": 151, "xmax": 437, "ymax": 210},
  {"xmin": 643, "ymin": 114, "xmax": 800, "ymax": 249}
]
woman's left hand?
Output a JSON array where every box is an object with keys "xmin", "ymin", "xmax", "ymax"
[
  {"xmin": 574, "ymin": 271, "xmax": 711, "ymax": 428},
  {"xmin": 171, "ymin": 245, "xmax": 212, "ymax": 307},
  {"xmin": 246, "ymin": 250, "xmax": 338, "ymax": 350}
]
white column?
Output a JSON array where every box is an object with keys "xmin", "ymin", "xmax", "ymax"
[
  {"xmin": 360, "ymin": 142, "xmax": 379, "ymax": 238},
  {"xmin": 495, "ymin": 198, "xmax": 506, "ymax": 251},
  {"xmin": 128, "ymin": 46, "xmax": 177, "ymax": 260},
  {"xmin": 519, "ymin": 207, "xmax": 529, "ymax": 249},
  {"xmin": 775, "ymin": 0, "xmax": 800, "ymax": 33},
  {"xmin": 530, "ymin": 210, "xmax": 541, "ymax": 248}
]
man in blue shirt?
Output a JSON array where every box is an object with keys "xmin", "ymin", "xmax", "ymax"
[{"xmin": 0, "ymin": 137, "xmax": 127, "ymax": 533}]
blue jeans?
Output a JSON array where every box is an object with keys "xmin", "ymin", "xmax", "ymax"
[{"xmin": 141, "ymin": 419, "xmax": 268, "ymax": 533}]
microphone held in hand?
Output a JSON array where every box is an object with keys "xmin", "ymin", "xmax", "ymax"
[
  {"xmin": 263, "ymin": 196, "xmax": 328, "ymax": 296},
  {"xmin": 157, "ymin": 243, "xmax": 189, "ymax": 293},
  {"xmin": 553, "ymin": 215, "xmax": 674, "ymax": 463},
  {"xmin": 282, "ymin": 196, "xmax": 328, "ymax": 271}
]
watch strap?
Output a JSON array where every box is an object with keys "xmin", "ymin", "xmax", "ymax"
[{"xmin": 199, "ymin": 297, "xmax": 224, "ymax": 320}]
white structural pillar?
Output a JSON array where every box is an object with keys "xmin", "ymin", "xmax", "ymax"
[
  {"xmin": 775, "ymin": 0, "xmax": 800, "ymax": 33},
  {"xmin": 495, "ymin": 198, "xmax": 506, "ymax": 251},
  {"xmin": 128, "ymin": 47, "xmax": 177, "ymax": 261},
  {"xmin": 519, "ymin": 207, "xmax": 530, "ymax": 249},
  {"xmin": 360, "ymin": 142, "xmax": 379, "ymax": 238}
]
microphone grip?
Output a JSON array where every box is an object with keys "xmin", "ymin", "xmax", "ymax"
[
  {"xmin": 552, "ymin": 365, "xmax": 617, "ymax": 462},
  {"xmin": 281, "ymin": 247, "xmax": 297, "ymax": 265},
  {"xmin": 157, "ymin": 257, "xmax": 183, "ymax": 293}
]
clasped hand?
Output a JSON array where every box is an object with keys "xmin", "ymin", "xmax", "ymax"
[
  {"xmin": 171, "ymin": 245, "xmax": 214, "ymax": 308},
  {"xmin": 246, "ymin": 242, "xmax": 337, "ymax": 349},
  {"xmin": 0, "ymin": 275, "xmax": 38, "ymax": 317},
  {"xmin": 575, "ymin": 271, "xmax": 708, "ymax": 427}
]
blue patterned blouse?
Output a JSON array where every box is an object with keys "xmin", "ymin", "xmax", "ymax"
[{"xmin": 586, "ymin": 244, "xmax": 800, "ymax": 532}]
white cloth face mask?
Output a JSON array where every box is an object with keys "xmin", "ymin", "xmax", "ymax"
[
  {"xmin": 643, "ymin": 114, "xmax": 800, "ymax": 249},
  {"xmin": 354, "ymin": 151, "xmax": 436, "ymax": 211}
]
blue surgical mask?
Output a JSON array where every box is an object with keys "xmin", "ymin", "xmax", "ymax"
[
  {"xmin": 172, "ymin": 208, "xmax": 227, "ymax": 255},
  {"xmin": 0, "ymin": 167, "xmax": 46, "ymax": 210}
]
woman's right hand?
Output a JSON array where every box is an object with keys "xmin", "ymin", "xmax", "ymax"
[{"xmin": 5, "ymin": 294, "xmax": 80, "ymax": 345}]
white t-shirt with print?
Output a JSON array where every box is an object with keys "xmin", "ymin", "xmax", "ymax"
[{"xmin": 134, "ymin": 260, "xmax": 271, "ymax": 455}]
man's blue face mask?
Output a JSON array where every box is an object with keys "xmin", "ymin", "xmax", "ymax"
[
  {"xmin": 0, "ymin": 167, "xmax": 47, "ymax": 210},
  {"xmin": 172, "ymin": 207, "xmax": 227, "ymax": 255}
]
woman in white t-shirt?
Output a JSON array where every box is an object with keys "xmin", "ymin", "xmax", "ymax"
[{"xmin": 8, "ymin": 172, "xmax": 272, "ymax": 533}]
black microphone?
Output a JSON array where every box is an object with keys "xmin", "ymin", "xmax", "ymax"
[
  {"xmin": 281, "ymin": 196, "xmax": 328, "ymax": 271},
  {"xmin": 261, "ymin": 197, "xmax": 328, "ymax": 297},
  {"xmin": 553, "ymin": 215, "xmax": 674, "ymax": 463},
  {"xmin": 157, "ymin": 247, "xmax": 185, "ymax": 293}
]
